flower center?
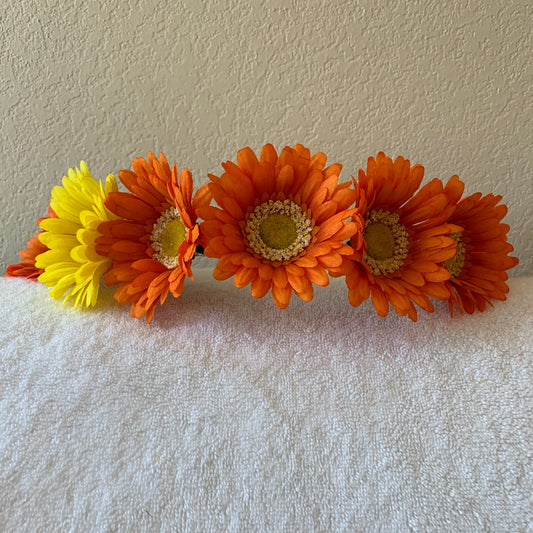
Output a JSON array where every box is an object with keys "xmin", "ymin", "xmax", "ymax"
[
  {"xmin": 151, "ymin": 207, "xmax": 187, "ymax": 269},
  {"xmin": 363, "ymin": 209, "xmax": 409, "ymax": 276},
  {"xmin": 259, "ymin": 213, "xmax": 297, "ymax": 249},
  {"xmin": 444, "ymin": 232, "xmax": 466, "ymax": 278},
  {"xmin": 245, "ymin": 199, "xmax": 313, "ymax": 262},
  {"xmin": 365, "ymin": 222, "xmax": 395, "ymax": 261}
]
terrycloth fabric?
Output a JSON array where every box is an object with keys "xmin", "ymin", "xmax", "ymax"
[{"xmin": 1, "ymin": 271, "xmax": 532, "ymax": 532}]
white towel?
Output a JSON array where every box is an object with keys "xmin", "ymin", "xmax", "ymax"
[{"xmin": 1, "ymin": 271, "xmax": 532, "ymax": 532}]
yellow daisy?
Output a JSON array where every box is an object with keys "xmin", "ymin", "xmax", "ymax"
[{"xmin": 35, "ymin": 161, "xmax": 118, "ymax": 309}]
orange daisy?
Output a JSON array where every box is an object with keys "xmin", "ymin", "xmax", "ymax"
[
  {"xmin": 6, "ymin": 234, "xmax": 48, "ymax": 280},
  {"xmin": 95, "ymin": 152, "xmax": 211, "ymax": 323},
  {"xmin": 442, "ymin": 183, "xmax": 519, "ymax": 315},
  {"xmin": 336, "ymin": 152, "xmax": 463, "ymax": 321},
  {"xmin": 6, "ymin": 206, "xmax": 56, "ymax": 280},
  {"xmin": 198, "ymin": 143, "xmax": 362, "ymax": 308}
]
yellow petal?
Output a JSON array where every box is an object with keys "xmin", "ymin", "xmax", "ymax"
[
  {"xmin": 79, "ymin": 210, "xmax": 101, "ymax": 229},
  {"xmin": 35, "ymin": 249, "xmax": 73, "ymax": 267},
  {"xmin": 49, "ymin": 274, "xmax": 76, "ymax": 300},
  {"xmin": 71, "ymin": 244, "xmax": 103, "ymax": 263},
  {"xmin": 76, "ymin": 227, "xmax": 98, "ymax": 245},
  {"xmin": 39, "ymin": 217, "xmax": 81, "ymax": 234},
  {"xmin": 38, "ymin": 264, "xmax": 78, "ymax": 285},
  {"xmin": 38, "ymin": 233, "xmax": 79, "ymax": 250},
  {"xmin": 105, "ymin": 174, "xmax": 118, "ymax": 195}
]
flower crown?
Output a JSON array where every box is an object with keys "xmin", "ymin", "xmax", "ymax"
[{"xmin": 6, "ymin": 144, "xmax": 519, "ymax": 323}]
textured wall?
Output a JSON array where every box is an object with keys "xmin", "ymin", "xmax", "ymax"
[{"xmin": 1, "ymin": 0, "xmax": 531, "ymax": 274}]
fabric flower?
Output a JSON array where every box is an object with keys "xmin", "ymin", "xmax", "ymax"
[
  {"xmin": 198, "ymin": 143, "xmax": 362, "ymax": 308},
  {"xmin": 442, "ymin": 182, "xmax": 519, "ymax": 315},
  {"xmin": 96, "ymin": 152, "xmax": 211, "ymax": 323},
  {"xmin": 34, "ymin": 162, "xmax": 118, "ymax": 309},
  {"xmin": 336, "ymin": 152, "xmax": 462, "ymax": 321},
  {"xmin": 6, "ymin": 207, "xmax": 56, "ymax": 280}
]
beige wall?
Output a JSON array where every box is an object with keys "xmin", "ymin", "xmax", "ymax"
[{"xmin": 1, "ymin": 0, "xmax": 531, "ymax": 274}]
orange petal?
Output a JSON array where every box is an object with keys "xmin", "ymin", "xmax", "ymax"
[
  {"xmin": 317, "ymin": 252, "xmax": 342, "ymax": 268},
  {"xmin": 423, "ymin": 282, "xmax": 450, "ymax": 300},
  {"xmin": 287, "ymin": 272, "xmax": 306, "ymax": 293},
  {"xmin": 224, "ymin": 234, "xmax": 246, "ymax": 252},
  {"xmin": 424, "ymin": 268, "xmax": 451, "ymax": 282},
  {"xmin": 111, "ymin": 240, "xmax": 147, "ymax": 255},
  {"xmin": 204, "ymin": 236, "xmax": 231, "ymax": 257},
  {"xmin": 294, "ymin": 278, "xmax": 314, "ymax": 302},
  {"xmin": 234, "ymin": 267, "xmax": 256, "ymax": 288},
  {"xmin": 146, "ymin": 272, "xmax": 171, "ymax": 301},
  {"xmin": 192, "ymin": 183, "xmax": 213, "ymax": 215},
  {"xmin": 285, "ymin": 263, "xmax": 305, "ymax": 276},
  {"xmin": 213, "ymin": 266, "xmax": 236, "ymax": 280},
  {"xmin": 310, "ymin": 151, "xmax": 327, "ymax": 171},
  {"xmin": 276, "ymin": 165, "xmax": 294, "ymax": 193},
  {"xmin": 252, "ymin": 163, "xmax": 276, "ymax": 197},
  {"xmin": 313, "ymin": 200, "xmax": 338, "ymax": 224},
  {"xmin": 444, "ymin": 174, "xmax": 464, "ymax": 204},
  {"xmin": 305, "ymin": 265, "xmax": 329, "ymax": 287},
  {"xmin": 271, "ymin": 283, "xmax": 292, "ymax": 309},
  {"xmin": 129, "ymin": 271, "xmax": 159, "ymax": 292},
  {"xmin": 309, "ymin": 187, "xmax": 328, "ymax": 213},
  {"xmin": 309, "ymin": 243, "xmax": 333, "ymax": 257},
  {"xmin": 132, "ymin": 258, "xmax": 167, "ymax": 272},
  {"xmin": 259, "ymin": 144, "xmax": 278, "ymax": 166},
  {"xmin": 300, "ymin": 170, "xmax": 324, "ymax": 206},
  {"xmin": 348, "ymin": 287, "xmax": 366, "ymax": 307},
  {"xmin": 330, "ymin": 187, "xmax": 357, "ymax": 211},
  {"xmin": 272, "ymin": 266, "xmax": 288, "ymax": 287},
  {"xmin": 400, "ymin": 268, "xmax": 425, "ymax": 287},
  {"xmin": 237, "ymin": 147, "xmax": 259, "ymax": 177},
  {"xmin": 388, "ymin": 290, "xmax": 411, "ymax": 315},
  {"xmin": 251, "ymin": 276, "xmax": 271, "ymax": 298},
  {"xmin": 370, "ymin": 285, "xmax": 389, "ymax": 317},
  {"xmin": 105, "ymin": 192, "xmax": 159, "ymax": 221},
  {"xmin": 242, "ymin": 256, "xmax": 262, "ymax": 268},
  {"xmin": 221, "ymin": 196, "xmax": 245, "ymax": 220},
  {"xmin": 258, "ymin": 261, "xmax": 274, "ymax": 280},
  {"xmin": 315, "ymin": 218, "xmax": 343, "ymax": 241},
  {"xmin": 294, "ymin": 254, "xmax": 318, "ymax": 268},
  {"xmin": 330, "ymin": 220, "xmax": 360, "ymax": 242},
  {"xmin": 323, "ymin": 162, "xmax": 341, "ymax": 177}
]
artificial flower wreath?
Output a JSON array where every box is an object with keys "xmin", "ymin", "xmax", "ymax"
[{"xmin": 6, "ymin": 144, "xmax": 519, "ymax": 323}]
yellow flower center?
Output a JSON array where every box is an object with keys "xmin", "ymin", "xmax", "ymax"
[
  {"xmin": 151, "ymin": 207, "xmax": 187, "ymax": 268},
  {"xmin": 444, "ymin": 232, "xmax": 466, "ymax": 278},
  {"xmin": 364, "ymin": 222, "xmax": 395, "ymax": 261},
  {"xmin": 245, "ymin": 199, "xmax": 313, "ymax": 262},
  {"xmin": 259, "ymin": 213, "xmax": 297, "ymax": 250},
  {"xmin": 363, "ymin": 209, "xmax": 409, "ymax": 276}
]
